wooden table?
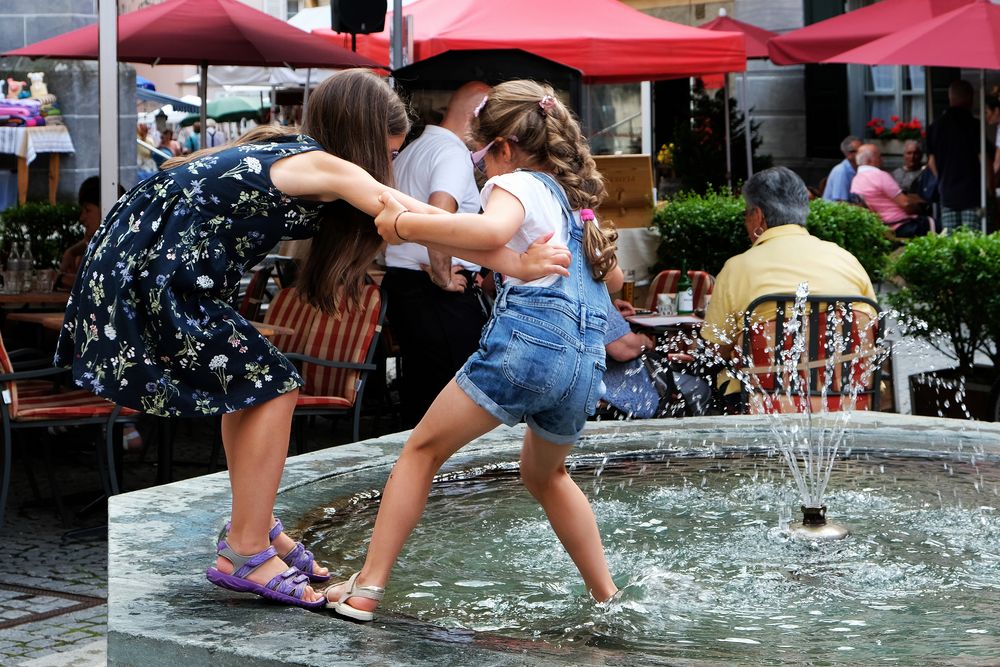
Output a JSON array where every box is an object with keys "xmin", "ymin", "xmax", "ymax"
[
  {"xmin": 0, "ymin": 291, "xmax": 70, "ymax": 306},
  {"xmin": 0, "ymin": 126, "xmax": 76, "ymax": 205},
  {"xmin": 6, "ymin": 312, "xmax": 293, "ymax": 340}
]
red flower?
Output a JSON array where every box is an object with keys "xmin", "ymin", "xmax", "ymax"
[
  {"xmin": 874, "ymin": 126, "xmax": 886, "ymax": 136},
  {"xmin": 890, "ymin": 115, "xmax": 900, "ymax": 123}
]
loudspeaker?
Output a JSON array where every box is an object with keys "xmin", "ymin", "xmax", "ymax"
[{"xmin": 331, "ymin": 0, "xmax": 387, "ymax": 35}]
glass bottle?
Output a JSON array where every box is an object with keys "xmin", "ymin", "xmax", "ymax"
[
  {"xmin": 21, "ymin": 241, "xmax": 34, "ymax": 292},
  {"xmin": 676, "ymin": 262, "xmax": 694, "ymax": 315}
]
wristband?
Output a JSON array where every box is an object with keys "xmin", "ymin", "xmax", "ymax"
[{"xmin": 393, "ymin": 209, "xmax": 410, "ymax": 241}]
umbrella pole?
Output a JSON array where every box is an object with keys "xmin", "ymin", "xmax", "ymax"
[
  {"xmin": 742, "ymin": 71, "xmax": 753, "ymax": 179},
  {"xmin": 199, "ymin": 63, "xmax": 208, "ymax": 150},
  {"xmin": 981, "ymin": 69, "xmax": 988, "ymax": 233},
  {"xmin": 723, "ymin": 73, "xmax": 732, "ymax": 191},
  {"xmin": 303, "ymin": 68, "xmax": 312, "ymax": 116},
  {"xmin": 98, "ymin": 0, "xmax": 118, "ymax": 217}
]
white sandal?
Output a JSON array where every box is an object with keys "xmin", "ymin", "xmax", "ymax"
[{"xmin": 325, "ymin": 572, "xmax": 384, "ymax": 622}]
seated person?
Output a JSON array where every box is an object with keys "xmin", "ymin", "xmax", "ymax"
[
  {"xmin": 850, "ymin": 144, "xmax": 931, "ymax": 238},
  {"xmin": 821, "ymin": 135, "xmax": 861, "ymax": 202},
  {"xmin": 702, "ymin": 167, "xmax": 877, "ymax": 412},
  {"xmin": 57, "ymin": 176, "xmax": 123, "ymax": 290},
  {"xmin": 892, "ymin": 139, "xmax": 925, "ymax": 193},
  {"xmin": 603, "ymin": 296, "xmax": 710, "ymax": 418}
]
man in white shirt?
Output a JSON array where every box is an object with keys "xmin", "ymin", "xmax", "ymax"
[{"xmin": 383, "ymin": 81, "xmax": 491, "ymax": 426}]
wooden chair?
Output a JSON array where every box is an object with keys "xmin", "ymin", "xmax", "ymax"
[
  {"xmin": 237, "ymin": 265, "xmax": 274, "ymax": 322},
  {"xmin": 738, "ymin": 293, "xmax": 882, "ymax": 414},
  {"xmin": 645, "ymin": 269, "xmax": 716, "ymax": 311},
  {"xmin": 285, "ymin": 284, "xmax": 386, "ymax": 446},
  {"xmin": 0, "ymin": 329, "xmax": 138, "ymax": 527}
]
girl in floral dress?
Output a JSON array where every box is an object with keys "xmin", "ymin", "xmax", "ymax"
[{"xmin": 55, "ymin": 70, "xmax": 570, "ymax": 609}]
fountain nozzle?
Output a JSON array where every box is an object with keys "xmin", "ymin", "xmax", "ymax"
[{"xmin": 790, "ymin": 505, "xmax": 851, "ymax": 540}]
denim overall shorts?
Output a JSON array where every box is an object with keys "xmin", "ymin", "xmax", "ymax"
[{"xmin": 455, "ymin": 171, "xmax": 609, "ymax": 444}]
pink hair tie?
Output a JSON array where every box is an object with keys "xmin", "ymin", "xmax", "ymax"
[
  {"xmin": 473, "ymin": 95, "xmax": 488, "ymax": 117},
  {"xmin": 539, "ymin": 95, "xmax": 556, "ymax": 114}
]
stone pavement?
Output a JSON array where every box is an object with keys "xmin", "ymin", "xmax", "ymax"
[{"xmin": 0, "ymin": 413, "xmax": 393, "ymax": 666}]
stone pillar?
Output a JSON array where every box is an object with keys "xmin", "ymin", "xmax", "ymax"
[{"xmin": 0, "ymin": 0, "xmax": 137, "ymax": 205}]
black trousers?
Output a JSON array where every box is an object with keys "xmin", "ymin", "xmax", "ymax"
[{"xmin": 382, "ymin": 267, "xmax": 488, "ymax": 427}]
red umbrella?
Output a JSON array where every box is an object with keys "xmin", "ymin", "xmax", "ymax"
[
  {"xmin": 311, "ymin": 0, "xmax": 746, "ymax": 84},
  {"xmin": 768, "ymin": 0, "xmax": 972, "ymax": 66},
  {"xmin": 825, "ymin": 0, "xmax": 1000, "ymax": 70},
  {"xmin": 700, "ymin": 9, "xmax": 779, "ymax": 182},
  {"xmin": 2, "ymin": 0, "xmax": 383, "ymax": 69},
  {"xmin": 699, "ymin": 11, "xmax": 776, "ymax": 60},
  {"xmin": 825, "ymin": 0, "xmax": 1000, "ymax": 232}
]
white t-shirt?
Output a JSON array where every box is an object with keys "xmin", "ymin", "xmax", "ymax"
[
  {"xmin": 481, "ymin": 171, "xmax": 580, "ymax": 288},
  {"xmin": 386, "ymin": 125, "xmax": 482, "ymax": 272}
]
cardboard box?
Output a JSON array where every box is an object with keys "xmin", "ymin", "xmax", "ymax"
[{"xmin": 593, "ymin": 154, "xmax": 654, "ymax": 229}]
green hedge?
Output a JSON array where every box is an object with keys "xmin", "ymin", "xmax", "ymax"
[
  {"xmin": 652, "ymin": 192, "xmax": 891, "ymax": 280},
  {"xmin": 0, "ymin": 202, "xmax": 82, "ymax": 269},
  {"xmin": 887, "ymin": 229, "xmax": 1000, "ymax": 374}
]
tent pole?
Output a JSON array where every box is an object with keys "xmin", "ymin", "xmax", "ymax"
[
  {"xmin": 981, "ymin": 68, "xmax": 988, "ymax": 233},
  {"xmin": 742, "ymin": 71, "xmax": 753, "ymax": 179},
  {"xmin": 723, "ymin": 73, "xmax": 732, "ymax": 190},
  {"xmin": 199, "ymin": 63, "xmax": 208, "ymax": 149},
  {"xmin": 98, "ymin": 0, "xmax": 118, "ymax": 216}
]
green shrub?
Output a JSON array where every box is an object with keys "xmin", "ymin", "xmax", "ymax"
[
  {"xmin": 0, "ymin": 202, "xmax": 82, "ymax": 269},
  {"xmin": 653, "ymin": 190, "xmax": 749, "ymax": 276},
  {"xmin": 806, "ymin": 199, "xmax": 891, "ymax": 281},
  {"xmin": 652, "ymin": 192, "xmax": 891, "ymax": 281},
  {"xmin": 888, "ymin": 229, "xmax": 1000, "ymax": 375}
]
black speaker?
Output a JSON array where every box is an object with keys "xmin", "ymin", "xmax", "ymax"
[{"xmin": 331, "ymin": 0, "xmax": 387, "ymax": 35}]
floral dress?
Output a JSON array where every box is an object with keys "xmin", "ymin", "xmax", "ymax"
[{"xmin": 55, "ymin": 134, "xmax": 328, "ymax": 417}]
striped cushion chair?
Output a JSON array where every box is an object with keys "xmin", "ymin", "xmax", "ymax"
[
  {"xmin": 262, "ymin": 286, "xmax": 318, "ymax": 355},
  {"xmin": 0, "ymin": 329, "xmax": 138, "ymax": 527},
  {"xmin": 285, "ymin": 284, "xmax": 386, "ymax": 444},
  {"xmin": 645, "ymin": 269, "xmax": 716, "ymax": 312}
]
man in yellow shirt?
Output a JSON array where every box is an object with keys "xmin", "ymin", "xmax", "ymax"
[{"xmin": 700, "ymin": 167, "xmax": 877, "ymax": 403}]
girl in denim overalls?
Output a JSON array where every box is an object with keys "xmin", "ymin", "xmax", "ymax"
[{"xmin": 325, "ymin": 80, "xmax": 621, "ymax": 620}]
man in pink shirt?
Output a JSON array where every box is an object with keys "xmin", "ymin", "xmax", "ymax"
[{"xmin": 850, "ymin": 143, "xmax": 931, "ymax": 237}]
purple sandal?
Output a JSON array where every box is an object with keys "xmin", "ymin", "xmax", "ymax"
[
  {"xmin": 205, "ymin": 541, "xmax": 325, "ymax": 610},
  {"xmin": 222, "ymin": 518, "xmax": 331, "ymax": 583}
]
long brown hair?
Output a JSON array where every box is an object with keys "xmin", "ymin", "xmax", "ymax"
[
  {"xmin": 471, "ymin": 80, "xmax": 617, "ymax": 281},
  {"xmin": 164, "ymin": 70, "xmax": 410, "ymax": 312},
  {"xmin": 297, "ymin": 69, "xmax": 409, "ymax": 312}
]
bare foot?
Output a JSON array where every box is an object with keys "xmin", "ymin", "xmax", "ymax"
[
  {"xmin": 271, "ymin": 530, "xmax": 330, "ymax": 579},
  {"xmin": 215, "ymin": 542, "xmax": 323, "ymax": 604},
  {"xmin": 324, "ymin": 575, "xmax": 380, "ymax": 613}
]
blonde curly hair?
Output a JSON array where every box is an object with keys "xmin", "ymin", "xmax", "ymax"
[{"xmin": 471, "ymin": 80, "xmax": 617, "ymax": 281}]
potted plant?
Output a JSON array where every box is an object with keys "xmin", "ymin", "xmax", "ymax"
[
  {"xmin": 887, "ymin": 229, "xmax": 1000, "ymax": 420},
  {"xmin": 865, "ymin": 115, "xmax": 926, "ymax": 155}
]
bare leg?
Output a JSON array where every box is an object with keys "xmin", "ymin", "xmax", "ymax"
[
  {"xmin": 325, "ymin": 380, "xmax": 500, "ymax": 610},
  {"xmin": 214, "ymin": 389, "xmax": 321, "ymax": 603},
  {"xmin": 519, "ymin": 428, "xmax": 617, "ymax": 602}
]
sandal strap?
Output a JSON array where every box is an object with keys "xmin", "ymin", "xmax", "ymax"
[
  {"xmin": 268, "ymin": 518, "xmax": 283, "ymax": 543},
  {"xmin": 266, "ymin": 567, "xmax": 311, "ymax": 598},
  {"xmin": 280, "ymin": 541, "xmax": 315, "ymax": 573},
  {"xmin": 216, "ymin": 541, "xmax": 278, "ymax": 580},
  {"xmin": 336, "ymin": 572, "xmax": 385, "ymax": 603}
]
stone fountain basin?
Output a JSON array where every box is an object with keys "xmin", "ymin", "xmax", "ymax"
[{"xmin": 107, "ymin": 413, "xmax": 1000, "ymax": 667}]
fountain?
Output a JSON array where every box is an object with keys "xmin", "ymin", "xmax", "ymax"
[{"xmin": 108, "ymin": 415, "xmax": 1000, "ymax": 666}]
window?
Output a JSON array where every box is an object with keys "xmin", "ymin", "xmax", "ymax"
[{"xmin": 864, "ymin": 65, "xmax": 926, "ymax": 127}]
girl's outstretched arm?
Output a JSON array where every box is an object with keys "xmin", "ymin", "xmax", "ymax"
[
  {"xmin": 429, "ymin": 233, "xmax": 571, "ymax": 281},
  {"xmin": 269, "ymin": 150, "xmax": 446, "ymax": 217},
  {"xmin": 376, "ymin": 189, "xmax": 524, "ymax": 251}
]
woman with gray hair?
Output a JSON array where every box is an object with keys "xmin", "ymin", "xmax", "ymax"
[{"xmin": 700, "ymin": 167, "xmax": 877, "ymax": 411}]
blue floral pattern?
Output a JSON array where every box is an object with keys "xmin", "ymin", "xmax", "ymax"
[{"xmin": 55, "ymin": 135, "xmax": 327, "ymax": 416}]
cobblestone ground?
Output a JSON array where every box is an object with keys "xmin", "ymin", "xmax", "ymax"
[{"xmin": 0, "ymin": 411, "xmax": 397, "ymax": 666}]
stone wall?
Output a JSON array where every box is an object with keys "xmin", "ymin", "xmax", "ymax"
[{"xmin": 0, "ymin": 0, "xmax": 137, "ymax": 205}]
